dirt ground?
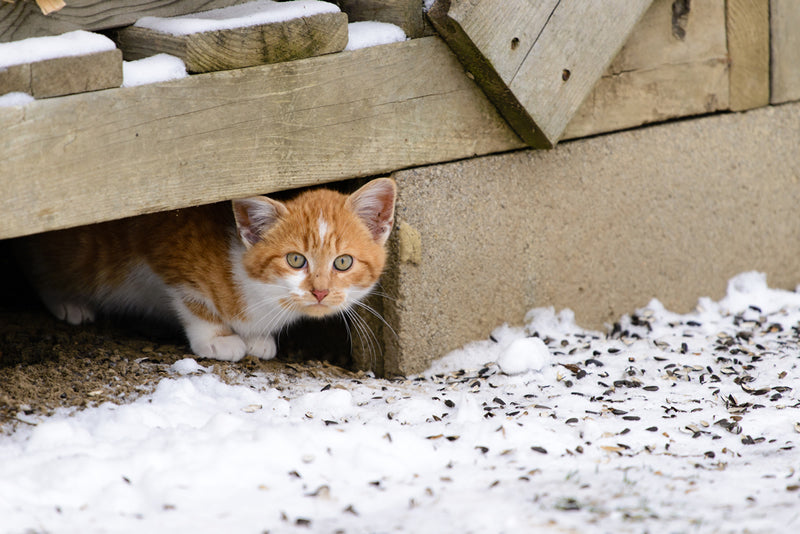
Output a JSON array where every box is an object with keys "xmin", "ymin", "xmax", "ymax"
[
  {"xmin": 0, "ymin": 305, "xmax": 363, "ymax": 432},
  {"xmin": 0, "ymin": 247, "xmax": 362, "ymax": 432}
]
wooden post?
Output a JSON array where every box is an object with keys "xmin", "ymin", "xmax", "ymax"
[
  {"xmin": 726, "ymin": 0, "xmax": 770, "ymax": 111},
  {"xmin": 770, "ymin": 0, "xmax": 800, "ymax": 104},
  {"xmin": 336, "ymin": 0, "xmax": 426, "ymax": 38},
  {"xmin": 428, "ymin": 0, "xmax": 653, "ymax": 148}
]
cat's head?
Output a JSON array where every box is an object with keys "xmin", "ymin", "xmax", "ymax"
[{"xmin": 232, "ymin": 178, "xmax": 396, "ymax": 319}]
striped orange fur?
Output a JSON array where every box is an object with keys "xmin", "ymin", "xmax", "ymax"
[{"xmin": 16, "ymin": 178, "xmax": 396, "ymax": 362}]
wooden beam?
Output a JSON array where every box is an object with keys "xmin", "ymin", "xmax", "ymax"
[
  {"xmin": 0, "ymin": 37, "xmax": 523, "ymax": 240},
  {"xmin": 0, "ymin": 0, "xmax": 249, "ymax": 43},
  {"xmin": 0, "ymin": 49, "xmax": 122, "ymax": 98},
  {"xmin": 115, "ymin": 12, "xmax": 348, "ymax": 73},
  {"xmin": 770, "ymin": 0, "xmax": 800, "ymax": 104},
  {"xmin": 336, "ymin": 0, "xmax": 426, "ymax": 39},
  {"xmin": 564, "ymin": 0, "xmax": 729, "ymax": 139},
  {"xmin": 428, "ymin": 0, "xmax": 653, "ymax": 148},
  {"xmin": 726, "ymin": 0, "xmax": 770, "ymax": 111}
]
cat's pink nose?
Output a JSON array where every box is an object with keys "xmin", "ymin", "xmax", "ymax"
[{"xmin": 312, "ymin": 289, "xmax": 329, "ymax": 303}]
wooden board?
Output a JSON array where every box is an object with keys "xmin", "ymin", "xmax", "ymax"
[
  {"xmin": 0, "ymin": 0, "xmax": 250, "ymax": 42},
  {"xmin": 428, "ymin": 0, "xmax": 652, "ymax": 148},
  {"xmin": 564, "ymin": 0, "xmax": 729, "ymax": 139},
  {"xmin": 0, "ymin": 49, "xmax": 122, "ymax": 98},
  {"xmin": 116, "ymin": 12, "xmax": 348, "ymax": 73},
  {"xmin": 770, "ymin": 0, "xmax": 800, "ymax": 104},
  {"xmin": 0, "ymin": 37, "xmax": 523, "ymax": 240},
  {"xmin": 726, "ymin": 0, "xmax": 769, "ymax": 111},
  {"xmin": 336, "ymin": 0, "xmax": 426, "ymax": 39}
]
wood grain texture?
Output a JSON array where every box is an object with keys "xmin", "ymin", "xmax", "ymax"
[
  {"xmin": 0, "ymin": 37, "xmax": 523, "ymax": 240},
  {"xmin": 726, "ymin": 0, "xmax": 769, "ymax": 111},
  {"xmin": 428, "ymin": 0, "xmax": 558, "ymax": 147},
  {"xmin": 0, "ymin": 64, "xmax": 30, "ymax": 96},
  {"xmin": 770, "ymin": 0, "xmax": 800, "ymax": 104},
  {"xmin": 0, "ymin": 49, "xmax": 122, "ymax": 98},
  {"xmin": 508, "ymin": 0, "xmax": 653, "ymax": 146},
  {"xmin": 436, "ymin": 0, "xmax": 557, "ymax": 83},
  {"xmin": 0, "ymin": 0, "xmax": 249, "ymax": 42},
  {"xmin": 116, "ymin": 12, "xmax": 348, "ymax": 72},
  {"xmin": 429, "ymin": 0, "xmax": 653, "ymax": 148},
  {"xmin": 564, "ymin": 0, "xmax": 729, "ymax": 139},
  {"xmin": 336, "ymin": 0, "xmax": 426, "ymax": 38}
]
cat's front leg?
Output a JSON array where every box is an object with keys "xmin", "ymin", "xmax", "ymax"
[
  {"xmin": 40, "ymin": 292, "xmax": 96, "ymax": 325},
  {"xmin": 243, "ymin": 335, "xmax": 278, "ymax": 361},
  {"xmin": 189, "ymin": 331, "xmax": 248, "ymax": 362},
  {"xmin": 175, "ymin": 300, "xmax": 247, "ymax": 362}
]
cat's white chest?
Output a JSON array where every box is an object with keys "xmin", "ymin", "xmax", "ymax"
[{"xmin": 229, "ymin": 245, "xmax": 305, "ymax": 337}]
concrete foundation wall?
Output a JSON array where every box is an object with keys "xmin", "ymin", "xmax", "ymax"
[{"xmin": 370, "ymin": 102, "xmax": 800, "ymax": 376}]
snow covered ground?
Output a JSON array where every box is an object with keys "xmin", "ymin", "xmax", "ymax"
[{"xmin": 2, "ymin": 272, "xmax": 800, "ymax": 533}]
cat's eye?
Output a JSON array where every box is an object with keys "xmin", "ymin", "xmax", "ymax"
[
  {"xmin": 333, "ymin": 254, "xmax": 353, "ymax": 272},
  {"xmin": 286, "ymin": 253, "xmax": 307, "ymax": 269}
]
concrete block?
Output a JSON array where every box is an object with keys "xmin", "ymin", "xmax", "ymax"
[{"xmin": 365, "ymin": 102, "xmax": 800, "ymax": 376}]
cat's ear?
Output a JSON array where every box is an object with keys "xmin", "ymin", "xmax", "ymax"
[
  {"xmin": 232, "ymin": 196, "xmax": 288, "ymax": 248},
  {"xmin": 346, "ymin": 178, "xmax": 397, "ymax": 245}
]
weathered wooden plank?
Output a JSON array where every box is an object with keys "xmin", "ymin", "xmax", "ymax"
[
  {"xmin": 116, "ymin": 11, "xmax": 348, "ymax": 73},
  {"xmin": 0, "ymin": 49, "xmax": 122, "ymax": 98},
  {"xmin": 0, "ymin": 37, "xmax": 523, "ymax": 240},
  {"xmin": 336, "ymin": 0, "xmax": 426, "ymax": 38},
  {"xmin": 0, "ymin": 64, "xmax": 30, "ymax": 96},
  {"xmin": 726, "ymin": 0, "xmax": 769, "ymax": 111},
  {"xmin": 429, "ymin": 0, "xmax": 652, "ymax": 148},
  {"xmin": 564, "ymin": 0, "xmax": 729, "ymax": 139},
  {"xmin": 508, "ymin": 0, "xmax": 653, "ymax": 147},
  {"xmin": 0, "ymin": 0, "xmax": 249, "ymax": 43},
  {"xmin": 34, "ymin": 50, "xmax": 123, "ymax": 98},
  {"xmin": 770, "ymin": 0, "xmax": 800, "ymax": 104},
  {"xmin": 427, "ymin": 0, "xmax": 558, "ymax": 148}
]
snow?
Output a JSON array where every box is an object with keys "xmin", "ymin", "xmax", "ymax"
[
  {"xmin": 0, "ymin": 92, "xmax": 34, "ymax": 107},
  {"xmin": 0, "ymin": 30, "xmax": 116, "ymax": 69},
  {"xmin": 345, "ymin": 21, "xmax": 407, "ymax": 51},
  {"xmin": 122, "ymin": 54, "xmax": 188, "ymax": 88},
  {"xmin": 0, "ymin": 6, "xmax": 408, "ymax": 103},
  {"xmin": 170, "ymin": 357, "xmax": 209, "ymax": 375},
  {"xmin": 496, "ymin": 336, "xmax": 550, "ymax": 375},
  {"xmin": 134, "ymin": 0, "xmax": 340, "ymax": 36},
  {"xmin": 4, "ymin": 271, "xmax": 800, "ymax": 533}
]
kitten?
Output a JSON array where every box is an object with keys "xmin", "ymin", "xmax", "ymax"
[{"xmin": 15, "ymin": 178, "xmax": 396, "ymax": 362}]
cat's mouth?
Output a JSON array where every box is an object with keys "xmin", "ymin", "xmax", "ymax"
[{"xmin": 303, "ymin": 302, "xmax": 339, "ymax": 318}]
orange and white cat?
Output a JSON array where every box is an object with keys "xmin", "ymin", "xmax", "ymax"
[{"xmin": 16, "ymin": 178, "xmax": 396, "ymax": 362}]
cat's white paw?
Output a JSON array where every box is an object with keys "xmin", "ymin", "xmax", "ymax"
[
  {"xmin": 47, "ymin": 300, "xmax": 95, "ymax": 325},
  {"xmin": 191, "ymin": 335, "xmax": 247, "ymax": 362},
  {"xmin": 245, "ymin": 335, "xmax": 277, "ymax": 360}
]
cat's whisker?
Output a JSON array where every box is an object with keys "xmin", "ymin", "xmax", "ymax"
[
  {"xmin": 233, "ymin": 292, "xmax": 286, "ymax": 322},
  {"xmin": 350, "ymin": 306, "xmax": 381, "ymax": 359},
  {"xmin": 342, "ymin": 307, "xmax": 378, "ymax": 366},
  {"xmin": 338, "ymin": 309, "xmax": 372, "ymax": 360},
  {"xmin": 253, "ymin": 302, "xmax": 296, "ymax": 339},
  {"xmin": 351, "ymin": 300, "xmax": 398, "ymax": 341},
  {"xmin": 338, "ymin": 310, "xmax": 355, "ymax": 354},
  {"xmin": 368, "ymin": 283, "xmax": 398, "ymax": 303},
  {"xmin": 237, "ymin": 295, "xmax": 298, "ymax": 332}
]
